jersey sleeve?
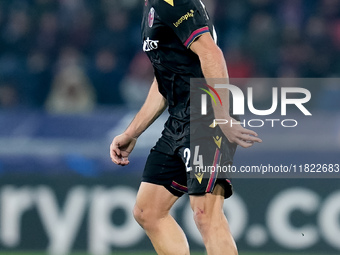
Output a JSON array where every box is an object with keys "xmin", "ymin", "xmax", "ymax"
[{"xmin": 156, "ymin": 0, "xmax": 211, "ymax": 48}]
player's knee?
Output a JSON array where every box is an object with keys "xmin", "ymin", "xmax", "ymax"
[
  {"xmin": 133, "ymin": 204, "xmax": 145, "ymax": 226},
  {"xmin": 133, "ymin": 204, "xmax": 156, "ymax": 230}
]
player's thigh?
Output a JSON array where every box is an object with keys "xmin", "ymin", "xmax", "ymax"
[
  {"xmin": 135, "ymin": 182, "xmax": 179, "ymax": 218},
  {"xmin": 189, "ymin": 183, "xmax": 225, "ymax": 215}
]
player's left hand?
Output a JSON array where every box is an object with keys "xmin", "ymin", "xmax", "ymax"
[
  {"xmin": 219, "ymin": 118, "xmax": 262, "ymax": 148},
  {"xmin": 110, "ymin": 133, "xmax": 137, "ymax": 166}
]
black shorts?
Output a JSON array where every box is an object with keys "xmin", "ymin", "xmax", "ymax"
[{"xmin": 142, "ymin": 133, "xmax": 237, "ymax": 199}]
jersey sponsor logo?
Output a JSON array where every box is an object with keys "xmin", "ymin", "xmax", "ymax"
[
  {"xmin": 143, "ymin": 37, "xmax": 159, "ymax": 52},
  {"xmin": 148, "ymin": 7, "xmax": 155, "ymax": 28},
  {"xmin": 173, "ymin": 10, "xmax": 194, "ymax": 28},
  {"xmin": 163, "ymin": 0, "xmax": 174, "ymax": 6}
]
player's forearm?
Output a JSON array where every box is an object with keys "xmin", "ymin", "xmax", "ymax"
[
  {"xmin": 124, "ymin": 105, "xmax": 166, "ymax": 139},
  {"xmin": 198, "ymin": 46, "xmax": 231, "ymax": 120},
  {"xmin": 200, "ymin": 46, "xmax": 228, "ymax": 79},
  {"xmin": 124, "ymin": 78, "xmax": 167, "ymax": 138}
]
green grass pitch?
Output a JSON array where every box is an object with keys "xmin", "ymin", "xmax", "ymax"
[{"xmin": 0, "ymin": 252, "xmax": 330, "ymax": 255}]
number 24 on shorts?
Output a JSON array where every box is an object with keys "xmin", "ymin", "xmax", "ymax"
[{"xmin": 183, "ymin": 146, "xmax": 204, "ymax": 172}]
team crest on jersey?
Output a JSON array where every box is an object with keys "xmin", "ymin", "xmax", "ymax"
[{"xmin": 148, "ymin": 7, "xmax": 155, "ymax": 28}]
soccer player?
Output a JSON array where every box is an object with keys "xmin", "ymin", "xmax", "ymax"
[{"xmin": 110, "ymin": 0, "xmax": 262, "ymax": 254}]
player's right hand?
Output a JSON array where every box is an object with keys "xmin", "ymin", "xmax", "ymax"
[{"xmin": 110, "ymin": 133, "xmax": 137, "ymax": 166}]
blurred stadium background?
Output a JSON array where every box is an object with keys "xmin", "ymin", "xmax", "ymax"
[{"xmin": 0, "ymin": 0, "xmax": 340, "ymax": 255}]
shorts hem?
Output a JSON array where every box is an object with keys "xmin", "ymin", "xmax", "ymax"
[
  {"xmin": 141, "ymin": 177, "xmax": 186, "ymax": 198},
  {"xmin": 188, "ymin": 178, "xmax": 233, "ymax": 199}
]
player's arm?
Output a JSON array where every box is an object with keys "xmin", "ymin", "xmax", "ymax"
[
  {"xmin": 190, "ymin": 33, "xmax": 262, "ymax": 148},
  {"xmin": 110, "ymin": 78, "xmax": 167, "ymax": 166}
]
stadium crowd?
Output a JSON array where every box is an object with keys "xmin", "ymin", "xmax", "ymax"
[{"xmin": 0, "ymin": 0, "xmax": 339, "ymax": 112}]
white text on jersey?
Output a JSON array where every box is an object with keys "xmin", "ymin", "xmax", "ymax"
[{"xmin": 143, "ymin": 37, "xmax": 159, "ymax": 52}]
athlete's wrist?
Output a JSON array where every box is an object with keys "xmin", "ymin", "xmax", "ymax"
[
  {"xmin": 213, "ymin": 111, "xmax": 231, "ymax": 121},
  {"xmin": 123, "ymin": 131, "xmax": 139, "ymax": 140}
]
